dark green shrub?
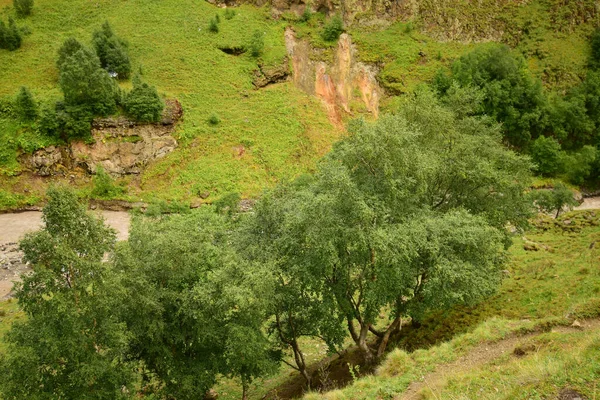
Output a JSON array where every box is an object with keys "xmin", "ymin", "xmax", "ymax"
[
  {"xmin": 445, "ymin": 45, "xmax": 546, "ymax": 148},
  {"xmin": 56, "ymin": 37, "xmax": 85, "ymax": 70},
  {"xmin": 92, "ymin": 21, "xmax": 131, "ymax": 80},
  {"xmin": 530, "ymin": 136, "xmax": 563, "ymax": 177},
  {"xmin": 123, "ymin": 76, "xmax": 164, "ymax": 123},
  {"xmin": 56, "ymin": 103, "xmax": 93, "ymax": 139},
  {"xmin": 321, "ymin": 15, "xmax": 343, "ymax": 42},
  {"xmin": 224, "ymin": 9, "xmax": 236, "ymax": 20},
  {"xmin": 37, "ymin": 103, "xmax": 60, "ymax": 137},
  {"xmin": 91, "ymin": 166, "xmax": 124, "ymax": 199},
  {"xmin": 14, "ymin": 86, "xmax": 37, "ymax": 122},
  {"xmin": 300, "ymin": 7, "xmax": 311, "ymax": 22},
  {"xmin": 0, "ymin": 17, "xmax": 22, "ymax": 51},
  {"xmin": 561, "ymin": 145, "xmax": 597, "ymax": 185},
  {"xmin": 208, "ymin": 17, "xmax": 219, "ymax": 33},
  {"xmin": 208, "ymin": 114, "xmax": 220, "ymax": 125},
  {"xmin": 14, "ymin": 0, "xmax": 33, "ymax": 17},
  {"xmin": 58, "ymin": 45, "xmax": 117, "ymax": 116},
  {"xmin": 248, "ymin": 30, "xmax": 264, "ymax": 58}
]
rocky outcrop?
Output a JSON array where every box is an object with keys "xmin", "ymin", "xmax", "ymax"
[
  {"xmin": 252, "ymin": 60, "xmax": 290, "ymax": 88},
  {"xmin": 20, "ymin": 100, "xmax": 182, "ymax": 178},
  {"xmin": 285, "ymin": 29, "xmax": 382, "ymax": 125}
]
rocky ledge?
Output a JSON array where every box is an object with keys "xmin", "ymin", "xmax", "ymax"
[{"xmin": 20, "ymin": 99, "xmax": 183, "ymax": 177}]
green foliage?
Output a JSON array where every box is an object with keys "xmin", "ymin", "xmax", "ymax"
[
  {"xmin": 56, "ymin": 37, "xmax": 84, "ymax": 70},
  {"xmin": 300, "ymin": 7, "xmax": 312, "ymax": 23},
  {"xmin": 123, "ymin": 75, "xmax": 164, "ymax": 123},
  {"xmin": 91, "ymin": 166, "xmax": 124, "ymax": 199},
  {"xmin": 0, "ymin": 17, "xmax": 22, "ymax": 51},
  {"xmin": 13, "ymin": 0, "xmax": 34, "ymax": 17},
  {"xmin": 224, "ymin": 8, "xmax": 236, "ymax": 20},
  {"xmin": 14, "ymin": 86, "xmax": 37, "ymax": 122},
  {"xmin": 561, "ymin": 145, "xmax": 597, "ymax": 185},
  {"xmin": 590, "ymin": 28, "xmax": 600, "ymax": 69},
  {"xmin": 37, "ymin": 102, "xmax": 60, "ymax": 137},
  {"xmin": 113, "ymin": 210, "xmax": 278, "ymax": 398},
  {"xmin": 248, "ymin": 30, "xmax": 264, "ymax": 58},
  {"xmin": 530, "ymin": 135, "xmax": 563, "ymax": 176},
  {"xmin": 92, "ymin": 21, "xmax": 131, "ymax": 80},
  {"xmin": 214, "ymin": 192, "xmax": 240, "ymax": 216},
  {"xmin": 440, "ymin": 45, "xmax": 546, "ymax": 148},
  {"xmin": 57, "ymin": 103, "xmax": 93, "ymax": 139},
  {"xmin": 246, "ymin": 90, "xmax": 534, "ymax": 363},
  {"xmin": 58, "ymin": 44, "xmax": 117, "ymax": 117},
  {"xmin": 533, "ymin": 183, "xmax": 578, "ymax": 218},
  {"xmin": 0, "ymin": 187, "xmax": 135, "ymax": 399},
  {"xmin": 207, "ymin": 113, "xmax": 220, "ymax": 125},
  {"xmin": 208, "ymin": 17, "xmax": 219, "ymax": 33},
  {"xmin": 321, "ymin": 15, "xmax": 343, "ymax": 42}
]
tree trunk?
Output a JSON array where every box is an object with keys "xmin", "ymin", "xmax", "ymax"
[
  {"xmin": 358, "ymin": 322, "xmax": 374, "ymax": 363},
  {"xmin": 377, "ymin": 316, "xmax": 401, "ymax": 358},
  {"xmin": 241, "ymin": 382, "xmax": 248, "ymax": 400},
  {"xmin": 291, "ymin": 339, "xmax": 311, "ymax": 389}
]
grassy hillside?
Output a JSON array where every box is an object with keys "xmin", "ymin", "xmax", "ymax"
[
  {"xmin": 1, "ymin": 0, "xmax": 597, "ymax": 209},
  {"xmin": 0, "ymin": 0, "xmax": 341, "ymax": 206}
]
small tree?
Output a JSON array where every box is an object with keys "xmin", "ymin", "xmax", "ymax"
[
  {"xmin": 123, "ymin": 76, "xmax": 164, "ymax": 123},
  {"xmin": 92, "ymin": 21, "xmax": 131, "ymax": 79},
  {"xmin": 534, "ymin": 183, "xmax": 579, "ymax": 218},
  {"xmin": 56, "ymin": 37, "xmax": 85, "ymax": 69},
  {"xmin": 321, "ymin": 15, "xmax": 343, "ymax": 42},
  {"xmin": 14, "ymin": 86, "xmax": 37, "ymax": 121},
  {"xmin": 0, "ymin": 17, "xmax": 22, "ymax": 51},
  {"xmin": 208, "ymin": 17, "xmax": 219, "ymax": 33},
  {"xmin": 37, "ymin": 103, "xmax": 60, "ymax": 137},
  {"xmin": 248, "ymin": 30, "xmax": 264, "ymax": 58},
  {"xmin": 530, "ymin": 135, "xmax": 563, "ymax": 176},
  {"xmin": 14, "ymin": 0, "xmax": 33, "ymax": 17},
  {"xmin": 58, "ymin": 45, "xmax": 117, "ymax": 116}
]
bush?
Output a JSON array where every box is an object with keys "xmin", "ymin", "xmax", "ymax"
[
  {"xmin": 57, "ymin": 104, "xmax": 93, "ymax": 139},
  {"xmin": 123, "ymin": 76, "xmax": 164, "ymax": 123},
  {"xmin": 92, "ymin": 21, "xmax": 131, "ymax": 80},
  {"xmin": 208, "ymin": 114, "xmax": 220, "ymax": 125},
  {"xmin": 0, "ymin": 17, "xmax": 22, "ymax": 51},
  {"xmin": 56, "ymin": 37, "xmax": 85, "ymax": 70},
  {"xmin": 445, "ymin": 45, "xmax": 546, "ymax": 148},
  {"xmin": 321, "ymin": 15, "xmax": 343, "ymax": 42},
  {"xmin": 561, "ymin": 145, "xmax": 597, "ymax": 185},
  {"xmin": 37, "ymin": 103, "xmax": 60, "ymax": 137},
  {"xmin": 530, "ymin": 136, "xmax": 563, "ymax": 176},
  {"xmin": 91, "ymin": 166, "xmax": 124, "ymax": 199},
  {"xmin": 533, "ymin": 183, "xmax": 578, "ymax": 218},
  {"xmin": 300, "ymin": 7, "xmax": 311, "ymax": 22},
  {"xmin": 14, "ymin": 86, "xmax": 37, "ymax": 122},
  {"xmin": 248, "ymin": 30, "xmax": 264, "ymax": 58},
  {"xmin": 14, "ymin": 0, "xmax": 33, "ymax": 17},
  {"xmin": 224, "ymin": 9, "xmax": 236, "ymax": 20},
  {"xmin": 58, "ymin": 44, "xmax": 117, "ymax": 116},
  {"xmin": 208, "ymin": 17, "xmax": 219, "ymax": 33}
]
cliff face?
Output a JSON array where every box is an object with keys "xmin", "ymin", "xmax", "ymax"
[{"xmin": 285, "ymin": 29, "xmax": 382, "ymax": 125}]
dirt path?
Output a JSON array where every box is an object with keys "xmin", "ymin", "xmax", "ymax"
[
  {"xmin": 398, "ymin": 319, "xmax": 600, "ymax": 400},
  {"xmin": 0, "ymin": 211, "xmax": 131, "ymax": 299}
]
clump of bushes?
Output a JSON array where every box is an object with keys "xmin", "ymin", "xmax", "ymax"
[
  {"xmin": 92, "ymin": 21, "xmax": 131, "ymax": 80},
  {"xmin": 14, "ymin": 0, "xmax": 33, "ymax": 17},
  {"xmin": 123, "ymin": 75, "xmax": 164, "ymax": 123},
  {"xmin": 224, "ymin": 8, "xmax": 236, "ymax": 20},
  {"xmin": 321, "ymin": 15, "xmax": 343, "ymax": 42},
  {"xmin": 0, "ymin": 17, "xmax": 22, "ymax": 51}
]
